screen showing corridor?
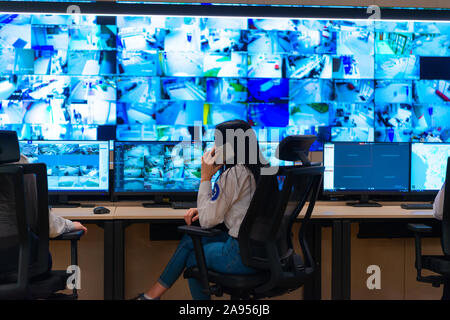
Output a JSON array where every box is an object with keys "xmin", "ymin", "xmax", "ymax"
[
  {"xmin": 0, "ymin": 11, "xmax": 450, "ymax": 150},
  {"xmin": 19, "ymin": 140, "xmax": 110, "ymax": 192},
  {"xmin": 411, "ymin": 143, "xmax": 450, "ymax": 191}
]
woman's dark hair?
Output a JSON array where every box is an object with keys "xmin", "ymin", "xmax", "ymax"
[{"xmin": 214, "ymin": 119, "xmax": 267, "ymax": 182}]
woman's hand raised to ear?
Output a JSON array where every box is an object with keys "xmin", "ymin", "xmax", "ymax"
[
  {"xmin": 201, "ymin": 145, "xmax": 223, "ymax": 183},
  {"xmin": 184, "ymin": 208, "xmax": 199, "ymax": 225}
]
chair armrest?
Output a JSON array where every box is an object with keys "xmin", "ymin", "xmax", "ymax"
[
  {"xmin": 51, "ymin": 230, "xmax": 85, "ymax": 241},
  {"xmin": 177, "ymin": 225, "xmax": 221, "ymax": 298},
  {"xmin": 178, "ymin": 225, "xmax": 222, "ymax": 238},
  {"xmin": 407, "ymin": 223, "xmax": 433, "ymax": 234}
]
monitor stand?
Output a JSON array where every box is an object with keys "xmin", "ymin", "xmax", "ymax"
[
  {"xmin": 142, "ymin": 196, "xmax": 171, "ymax": 208},
  {"xmin": 49, "ymin": 195, "xmax": 81, "ymax": 208},
  {"xmin": 346, "ymin": 195, "xmax": 382, "ymax": 208}
]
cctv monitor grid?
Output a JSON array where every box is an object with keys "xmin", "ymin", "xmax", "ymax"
[{"xmin": 0, "ymin": 12, "xmax": 448, "ymax": 195}]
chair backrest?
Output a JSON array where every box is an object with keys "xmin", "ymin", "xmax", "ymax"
[
  {"xmin": 21, "ymin": 163, "xmax": 51, "ymax": 277},
  {"xmin": 0, "ymin": 129, "xmax": 50, "ymax": 283},
  {"xmin": 0, "ymin": 165, "xmax": 30, "ymax": 298},
  {"xmin": 442, "ymin": 157, "xmax": 450, "ymax": 256},
  {"xmin": 0, "ymin": 131, "xmax": 20, "ymax": 165},
  {"xmin": 238, "ymin": 156, "xmax": 323, "ymax": 292}
]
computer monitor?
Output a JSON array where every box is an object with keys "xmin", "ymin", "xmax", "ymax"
[
  {"xmin": 114, "ymin": 141, "xmax": 203, "ymax": 194},
  {"xmin": 411, "ymin": 143, "xmax": 450, "ymax": 192},
  {"xmin": 19, "ymin": 140, "xmax": 110, "ymax": 194},
  {"xmin": 324, "ymin": 142, "xmax": 410, "ymax": 205}
]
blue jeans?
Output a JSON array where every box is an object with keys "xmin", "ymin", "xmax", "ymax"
[{"xmin": 158, "ymin": 232, "xmax": 256, "ymax": 300}]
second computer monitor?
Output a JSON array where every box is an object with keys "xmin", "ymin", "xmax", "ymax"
[
  {"xmin": 411, "ymin": 143, "xmax": 450, "ymax": 192},
  {"xmin": 324, "ymin": 142, "xmax": 410, "ymax": 193},
  {"xmin": 19, "ymin": 140, "xmax": 110, "ymax": 193},
  {"xmin": 114, "ymin": 141, "xmax": 203, "ymax": 194}
]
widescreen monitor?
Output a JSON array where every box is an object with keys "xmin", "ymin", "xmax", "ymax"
[
  {"xmin": 1, "ymin": 4, "xmax": 450, "ymax": 151},
  {"xmin": 411, "ymin": 142, "xmax": 450, "ymax": 192},
  {"xmin": 114, "ymin": 141, "xmax": 203, "ymax": 194},
  {"xmin": 114, "ymin": 140, "xmax": 293, "ymax": 194},
  {"xmin": 323, "ymin": 142, "xmax": 410, "ymax": 193},
  {"xmin": 19, "ymin": 140, "xmax": 110, "ymax": 193}
]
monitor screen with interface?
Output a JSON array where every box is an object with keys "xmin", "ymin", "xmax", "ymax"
[
  {"xmin": 411, "ymin": 143, "xmax": 450, "ymax": 191},
  {"xmin": 324, "ymin": 142, "xmax": 410, "ymax": 193},
  {"xmin": 19, "ymin": 140, "xmax": 110, "ymax": 192}
]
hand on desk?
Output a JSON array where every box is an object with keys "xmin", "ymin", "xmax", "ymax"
[
  {"xmin": 72, "ymin": 221, "xmax": 88, "ymax": 234},
  {"xmin": 184, "ymin": 208, "xmax": 199, "ymax": 226}
]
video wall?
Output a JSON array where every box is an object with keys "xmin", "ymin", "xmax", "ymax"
[{"xmin": 0, "ymin": 12, "xmax": 449, "ymax": 150}]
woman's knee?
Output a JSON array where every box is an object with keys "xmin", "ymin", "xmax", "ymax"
[
  {"xmin": 178, "ymin": 234, "xmax": 194, "ymax": 251},
  {"xmin": 186, "ymin": 251, "xmax": 197, "ymax": 269}
]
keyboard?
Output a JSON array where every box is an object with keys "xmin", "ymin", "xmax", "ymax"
[
  {"xmin": 171, "ymin": 202, "xmax": 197, "ymax": 209},
  {"xmin": 401, "ymin": 203, "xmax": 433, "ymax": 210}
]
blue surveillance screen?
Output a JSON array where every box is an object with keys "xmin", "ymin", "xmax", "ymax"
[
  {"xmin": 323, "ymin": 142, "xmax": 410, "ymax": 192},
  {"xmin": 114, "ymin": 140, "xmax": 291, "ymax": 193},
  {"xmin": 0, "ymin": 9, "xmax": 450, "ymax": 151},
  {"xmin": 411, "ymin": 143, "xmax": 450, "ymax": 191},
  {"xmin": 114, "ymin": 141, "xmax": 203, "ymax": 193},
  {"xmin": 19, "ymin": 140, "xmax": 110, "ymax": 192}
]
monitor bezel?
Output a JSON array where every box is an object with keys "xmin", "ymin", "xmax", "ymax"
[
  {"xmin": 322, "ymin": 141, "xmax": 412, "ymax": 196},
  {"xmin": 19, "ymin": 139, "xmax": 111, "ymax": 195}
]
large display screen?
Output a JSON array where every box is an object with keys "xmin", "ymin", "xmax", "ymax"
[
  {"xmin": 114, "ymin": 140, "xmax": 289, "ymax": 193},
  {"xmin": 323, "ymin": 142, "xmax": 410, "ymax": 192},
  {"xmin": 19, "ymin": 140, "xmax": 110, "ymax": 192},
  {"xmin": 1, "ymin": 11, "xmax": 450, "ymax": 151},
  {"xmin": 411, "ymin": 143, "xmax": 450, "ymax": 191}
]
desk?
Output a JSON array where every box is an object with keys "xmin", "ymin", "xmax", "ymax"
[
  {"xmin": 54, "ymin": 203, "xmax": 437, "ymax": 300},
  {"xmin": 51, "ymin": 206, "xmax": 116, "ymax": 300},
  {"xmin": 305, "ymin": 203, "xmax": 435, "ymax": 300}
]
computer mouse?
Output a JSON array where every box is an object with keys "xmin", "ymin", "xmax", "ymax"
[{"xmin": 93, "ymin": 206, "xmax": 110, "ymax": 214}]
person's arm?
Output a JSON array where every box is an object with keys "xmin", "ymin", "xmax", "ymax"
[
  {"xmin": 197, "ymin": 172, "xmax": 234, "ymax": 229},
  {"xmin": 49, "ymin": 212, "xmax": 75, "ymax": 238},
  {"xmin": 48, "ymin": 209, "xmax": 88, "ymax": 238},
  {"xmin": 433, "ymin": 182, "xmax": 445, "ymax": 221},
  {"xmin": 197, "ymin": 148, "xmax": 232, "ymax": 229}
]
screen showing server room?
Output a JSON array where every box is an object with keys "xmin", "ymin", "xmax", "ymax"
[{"xmin": 1, "ymin": 14, "xmax": 450, "ymax": 151}]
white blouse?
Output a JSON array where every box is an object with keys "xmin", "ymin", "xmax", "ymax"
[
  {"xmin": 197, "ymin": 164, "xmax": 256, "ymax": 238},
  {"xmin": 433, "ymin": 182, "xmax": 446, "ymax": 221}
]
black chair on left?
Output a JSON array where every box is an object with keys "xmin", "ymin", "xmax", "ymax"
[
  {"xmin": 408, "ymin": 156, "xmax": 450, "ymax": 300},
  {"xmin": 0, "ymin": 130, "xmax": 83, "ymax": 299}
]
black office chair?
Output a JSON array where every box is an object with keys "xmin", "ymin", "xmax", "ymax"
[
  {"xmin": 178, "ymin": 135, "xmax": 323, "ymax": 299},
  {"xmin": 408, "ymin": 157, "xmax": 450, "ymax": 300},
  {"xmin": 0, "ymin": 131, "xmax": 83, "ymax": 299}
]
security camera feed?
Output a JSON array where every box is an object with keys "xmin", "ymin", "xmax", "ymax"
[
  {"xmin": 18, "ymin": 140, "xmax": 110, "ymax": 192},
  {"xmin": 323, "ymin": 142, "xmax": 410, "ymax": 192},
  {"xmin": 1, "ymin": 12, "xmax": 450, "ymax": 149},
  {"xmin": 411, "ymin": 143, "xmax": 450, "ymax": 191},
  {"xmin": 114, "ymin": 141, "xmax": 203, "ymax": 192}
]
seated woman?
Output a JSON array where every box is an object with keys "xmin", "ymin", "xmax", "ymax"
[
  {"xmin": 433, "ymin": 181, "xmax": 449, "ymax": 300},
  {"xmin": 134, "ymin": 119, "xmax": 266, "ymax": 300},
  {"xmin": 18, "ymin": 154, "xmax": 88, "ymax": 238},
  {"xmin": 433, "ymin": 182, "xmax": 446, "ymax": 221},
  {"xmin": 0, "ymin": 154, "xmax": 88, "ymax": 275}
]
